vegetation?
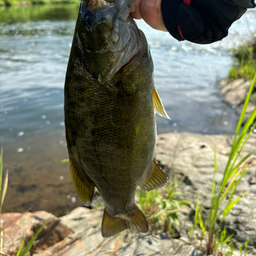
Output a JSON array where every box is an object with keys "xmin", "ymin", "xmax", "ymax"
[
  {"xmin": 135, "ymin": 76, "xmax": 256, "ymax": 255},
  {"xmin": 189, "ymin": 75, "xmax": 256, "ymax": 255},
  {"xmin": 228, "ymin": 37, "xmax": 256, "ymax": 81},
  {"xmin": 0, "ymin": 3, "xmax": 79, "ymax": 23},
  {"xmin": 0, "ymin": 0, "xmax": 78, "ymax": 7},
  {"xmin": 137, "ymin": 175, "xmax": 190, "ymax": 237}
]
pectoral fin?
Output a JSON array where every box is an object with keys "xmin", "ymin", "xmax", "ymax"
[
  {"xmin": 69, "ymin": 159, "xmax": 95, "ymax": 205},
  {"xmin": 140, "ymin": 159, "xmax": 169, "ymax": 191},
  {"xmin": 152, "ymin": 86, "xmax": 170, "ymax": 119},
  {"xmin": 112, "ymin": 85, "xmax": 139, "ymax": 126}
]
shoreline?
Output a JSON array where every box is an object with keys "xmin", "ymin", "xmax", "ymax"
[
  {"xmin": 3, "ymin": 130, "xmax": 256, "ymax": 255},
  {"xmin": 219, "ymin": 78, "xmax": 256, "ymax": 124}
]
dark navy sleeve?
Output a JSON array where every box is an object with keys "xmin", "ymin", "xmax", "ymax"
[{"xmin": 161, "ymin": 0, "xmax": 256, "ymax": 44}]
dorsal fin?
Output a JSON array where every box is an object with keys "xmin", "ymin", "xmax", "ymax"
[
  {"xmin": 140, "ymin": 159, "xmax": 169, "ymax": 191},
  {"xmin": 152, "ymin": 86, "xmax": 170, "ymax": 119}
]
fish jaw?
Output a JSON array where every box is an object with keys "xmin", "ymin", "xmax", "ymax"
[{"xmin": 75, "ymin": 0, "xmax": 140, "ymax": 84}]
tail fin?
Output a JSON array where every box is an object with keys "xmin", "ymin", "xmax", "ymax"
[{"xmin": 101, "ymin": 205, "xmax": 148, "ymax": 237}]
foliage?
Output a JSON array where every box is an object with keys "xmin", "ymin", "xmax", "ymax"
[
  {"xmin": 0, "ymin": 0, "xmax": 78, "ymax": 6},
  {"xmin": 16, "ymin": 219, "xmax": 49, "ymax": 256},
  {"xmin": 228, "ymin": 37, "xmax": 256, "ymax": 81},
  {"xmin": 0, "ymin": 3, "xmax": 79, "ymax": 23},
  {"xmin": 137, "ymin": 175, "xmax": 190, "ymax": 236},
  {"xmin": 191, "ymin": 75, "xmax": 256, "ymax": 255}
]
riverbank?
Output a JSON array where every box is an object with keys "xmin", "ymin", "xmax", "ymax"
[
  {"xmin": 219, "ymin": 78, "xmax": 256, "ymax": 124},
  {"xmin": 0, "ymin": 0, "xmax": 77, "ymax": 7},
  {"xmin": 3, "ymin": 131, "xmax": 256, "ymax": 255}
]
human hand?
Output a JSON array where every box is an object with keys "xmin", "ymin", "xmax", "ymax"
[
  {"xmin": 130, "ymin": 0, "xmax": 167, "ymax": 32},
  {"xmin": 160, "ymin": 0, "xmax": 256, "ymax": 44},
  {"xmin": 130, "ymin": 0, "xmax": 256, "ymax": 44}
]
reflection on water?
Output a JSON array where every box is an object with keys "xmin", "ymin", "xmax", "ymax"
[{"xmin": 0, "ymin": 4, "xmax": 255, "ymax": 215}]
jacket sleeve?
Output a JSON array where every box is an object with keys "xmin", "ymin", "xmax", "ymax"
[{"xmin": 161, "ymin": 0, "xmax": 256, "ymax": 44}]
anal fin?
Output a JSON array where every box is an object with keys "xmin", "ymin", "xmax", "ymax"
[
  {"xmin": 140, "ymin": 159, "xmax": 169, "ymax": 191},
  {"xmin": 152, "ymin": 86, "xmax": 170, "ymax": 119},
  {"xmin": 69, "ymin": 159, "xmax": 95, "ymax": 205}
]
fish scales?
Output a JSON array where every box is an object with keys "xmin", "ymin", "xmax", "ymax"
[{"xmin": 64, "ymin": 0, "xmax": 170, "ymax": 237}]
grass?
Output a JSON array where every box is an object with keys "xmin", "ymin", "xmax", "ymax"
[
  {"xmin": 228, "ymin": 37, "xmax": 256, "ymax": 81},
  {"xmin": 190, "ymin": 74, "xmax": 256, "ymax": 255},
  {"xmin": 0, "ymin": 0, "xmax": 78, "ymax": 6},
  {"xmin": 137, "ymin": 175, "xmax": 190, "ymax": 236}
]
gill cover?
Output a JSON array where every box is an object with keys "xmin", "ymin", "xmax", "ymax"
[{"xmin": 77, "ymin": 0, "xmax": 139, "ymax": 83}]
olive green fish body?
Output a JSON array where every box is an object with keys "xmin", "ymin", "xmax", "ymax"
[{"xmin": 64, "ymin": 0, "xmax": 169, "ymax": 237}]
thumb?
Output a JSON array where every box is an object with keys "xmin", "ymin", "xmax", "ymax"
[
  {"xmin": 142, "ymin": 0, "xmax": 157, "ymax": 8},
  {"xmin": 140, "ymin": 0, "xmax": 167, "ymax": 31}
]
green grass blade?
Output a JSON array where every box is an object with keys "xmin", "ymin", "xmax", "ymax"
[
  {"xmin": 221, "ymin": 192, "xmax": 248, "ymax": 219},
  {"xmin": 194, "ymin": 195, "xmax": 200, "ymax": 229},
  {"xmin": 61, "ymin": 159, "xmax": 69, "ymax": 163},
  {"xmin": 0, "ymin": 148, "xmax": 3, "ymax": 194},
  {"xmin": 20, "ymin": 218, "xmax": 50, "ymax": 256},
  {"xmin": 211, "ymin": 146, "xmax": 218, "ymax": 203},
  {"xmin": 16, "ymin": 238, "xmax": 25, "ymax": 256},
  {"xmin": 232, "ymin": 73, "xmax": 256, "ymax": 144},
  {"xmin": 1, "ymin": 170, "xmax": 8, "ymax": 207},
  {"xmin": 223, "ymin": 234, "xmax": 234, "ymax": 244},
  {"xmin": 232, "ymin": 151, "xmax": 255, "ymax": 173}
]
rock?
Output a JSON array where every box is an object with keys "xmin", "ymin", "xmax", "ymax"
[
  {"xmin": 2, "ymin": 211, "xmax": 73, "ymax": 256},
  {"xmin": 57, "ymin": 207, "xmax": 207, "ymax": 256},
  {"xmin": 156, "ymin": 132, "xmax": 256, "ymax": 254},
  {"xmin": 219, "ymin": 78, "xmax": 256, "ymax": 122}
]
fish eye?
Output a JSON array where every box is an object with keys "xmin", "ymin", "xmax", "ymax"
[{"xmin": 81, "ymin": 10, "xmax": 93, "ymax": 27}]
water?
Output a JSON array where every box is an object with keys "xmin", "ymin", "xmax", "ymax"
[{"xmin": 0, "ymin": 4, "xmax": 255, "ymax": 215}]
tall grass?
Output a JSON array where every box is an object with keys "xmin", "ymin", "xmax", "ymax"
[
  {"xmin": 0, "ymin": 0, "xmax": 78, "ymax": 6},
  {"xmin": 193, "ymin": 74, "xmax": 256, "ymax": 255},
  {"xmin": 137, "ymin": 175, "xmax": 191, "ymax": 236},
  {"xmin": 228, "ymin": 39, "xmax": 256, "ymax": 80}
]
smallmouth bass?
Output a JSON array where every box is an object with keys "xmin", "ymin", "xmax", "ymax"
[{"xmin": 64, "ymin": 0, "xmax": 170, "ymax": 237}]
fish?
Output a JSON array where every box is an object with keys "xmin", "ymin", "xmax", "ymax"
[{"xmin": 64, "ymin": 0, "xmax": 170, "ymax": 238}]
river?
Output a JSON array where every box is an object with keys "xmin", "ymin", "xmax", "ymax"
[{"xmin": 0, "ymin": 4, "xmax": 255, "ymax": 215}]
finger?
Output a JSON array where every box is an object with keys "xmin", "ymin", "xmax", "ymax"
[
  {"xmin": 130, "ymin": 0, "xmax": 142, "ymax": 19},
  {"xmin": 140, "ymin": 0, "xmax": 167, "ymax": 31}
]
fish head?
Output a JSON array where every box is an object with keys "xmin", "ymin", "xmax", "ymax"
[{"xmin": 74, "ymin": 0, "xmax": 144, "ymax": 83}]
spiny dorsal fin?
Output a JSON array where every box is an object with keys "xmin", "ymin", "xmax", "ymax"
[
  {"xmin": 140, "ymin": 159, "xmax": 169, "ymax": 191},
  {"xmin": 69, "ymin": 159, "xmax": 95, "ymax": 205},
  {"xmin": 152, "ymin": 86, "xmax": 170, "ymax": 119}
]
